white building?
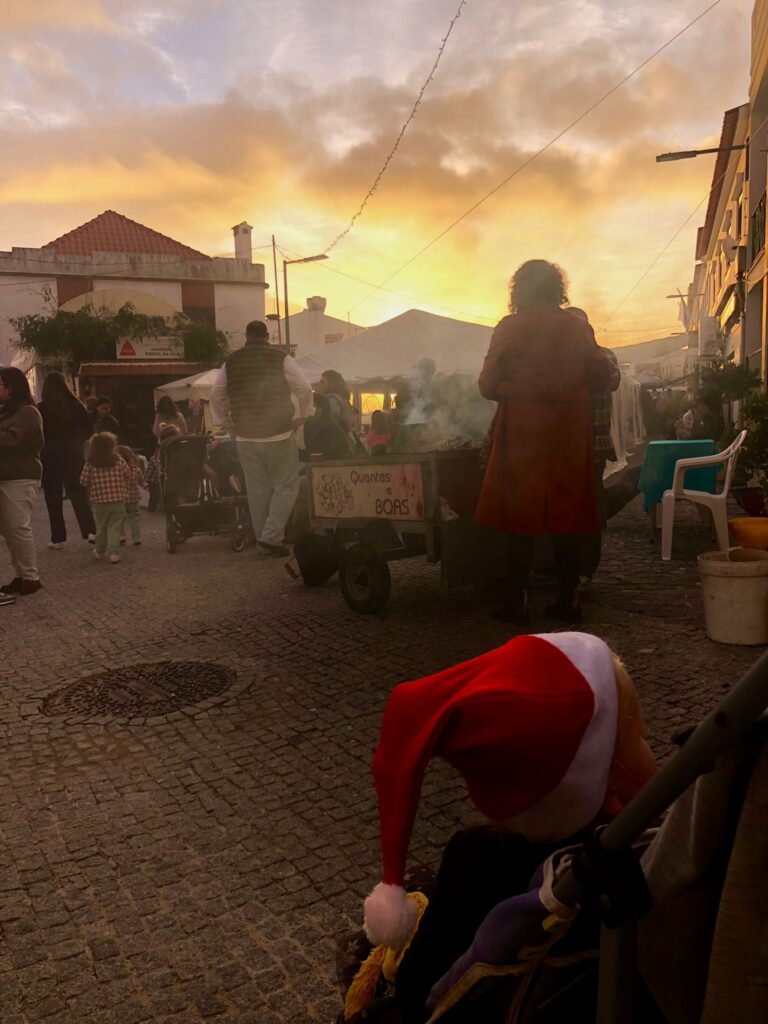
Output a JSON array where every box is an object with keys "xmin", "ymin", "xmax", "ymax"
[
  {"xmin": 750, "ymin": 0, "xmax": 768, "ymax": 380},
  {"xmin": 0, "ymin": 210, "xmax": 268, "ymax": 365},
  {"xmin": 686, "ymin": 104, "xmax": 750, "ymax": 367},
  {"xmin": 267, "ymin": 296, "xmax": 364, "ymax": 359}
]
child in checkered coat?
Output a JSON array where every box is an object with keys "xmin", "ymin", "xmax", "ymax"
[
  {"xmin": 80, "ymin": 433, "xmax": 131, "ymax": 563},
  {"xmin": 118, "ymin": 446, "xmax": 144, "ymax": 545}
]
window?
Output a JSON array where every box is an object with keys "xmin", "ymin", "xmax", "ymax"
[{"xmin": 360, "ymin": 392, "xmax": 385, "ymax": 424}]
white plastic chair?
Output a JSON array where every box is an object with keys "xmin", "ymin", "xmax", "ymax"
[{"xmin": 660, "ymin": 429, "xmax": 748, "ymax": 561}]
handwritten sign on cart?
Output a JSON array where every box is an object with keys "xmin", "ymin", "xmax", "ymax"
[{"xmin": 309, "ymin": 463, "xmax": 425, "ymax": 521}]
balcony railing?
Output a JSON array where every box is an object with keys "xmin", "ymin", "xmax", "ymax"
[{"xmin": 750, "ymin": 190, "xmax": 766, "ymax": 265}]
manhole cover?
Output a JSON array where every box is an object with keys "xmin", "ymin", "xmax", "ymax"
[{"xmin": 41, "ymin": 661, "xmax": 234, "ymax": 719}]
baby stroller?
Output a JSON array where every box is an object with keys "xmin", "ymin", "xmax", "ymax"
[
  {"xmin": 160, "ymin": 434, "xmax": 250, "ymax": 553},
  {"xmin": 339, "ymin": 651, "xmax": 768, "ymax": 1024}
]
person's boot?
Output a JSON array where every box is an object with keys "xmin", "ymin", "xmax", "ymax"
[
  {"xmin": 0, "ymin": 578, "xmax": 23, "ymax": 595},
  {"xmin": 545, "ymin": 586, "xmax": 582, "ymax": 624},
  {"xmin": 490, "ymin": 588, "xmax": 529, "ymax": 624}
]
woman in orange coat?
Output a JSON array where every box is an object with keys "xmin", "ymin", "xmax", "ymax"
[{"xmin": 476, "ymin": 260, "xmax": 612, "ymax": 623}]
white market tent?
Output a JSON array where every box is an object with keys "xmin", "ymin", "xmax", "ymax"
[
  {"xmin": 154, "ymin": 368, "xmax": 218, "ymax": 404},
  {"xmin": 294, "ymin": 308, "xmax": 493, "ymax": 384},
  {"xmin": 150, "ymin": 309, "xmax": 647, "ymax": 464},
  {"xmin": 154, "ymin": 310, "xmax": 496, "ymax": 402}
]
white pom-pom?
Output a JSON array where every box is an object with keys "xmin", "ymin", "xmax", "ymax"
[{"xmin": 363, "ymin": 882, "xmax": 418, "ymax": 949}]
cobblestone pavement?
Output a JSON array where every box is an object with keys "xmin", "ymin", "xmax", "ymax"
[{"xmin": 0, "ymin": 495, "xmax": 761, "ymax": 1023}]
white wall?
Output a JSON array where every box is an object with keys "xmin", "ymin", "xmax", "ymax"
[
  {"xmin": 0, "ymin": 275, "xmax": 56, "ymax": 366},
  {"xmin": 93, "ymin": 278, "xmax": 183, "ymax": 309},
  {"xmin": 214, "ymin": 282, "xmax": 266, "ymax": 350}
]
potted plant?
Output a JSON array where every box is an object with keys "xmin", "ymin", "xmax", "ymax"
[{"xmin": 732, "ymin": 391, "xmax": 768, "ymax": 516}]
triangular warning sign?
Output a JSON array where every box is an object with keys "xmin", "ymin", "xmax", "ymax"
[{"xmin": 120, "ymin": 340, "xmax": 136, "ymax": 357}]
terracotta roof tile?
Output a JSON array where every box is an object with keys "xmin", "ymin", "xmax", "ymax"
[{"xmin": 46, "ymin": 211, "xmax": 210, "ymax": 261}]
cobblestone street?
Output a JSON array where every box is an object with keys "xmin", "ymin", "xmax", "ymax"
[{"xmin": 0, "ymin": 494, "xmax": 761, "ymax": 1023}]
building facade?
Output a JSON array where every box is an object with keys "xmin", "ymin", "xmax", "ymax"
[
  {"xmin": 0, "ymin": 211, "xmax": 268, "ymax": 450},
  {"xmin": 687, "ymin": 105, "xmax": 750, "ymax": 370},
  {"xmin": 748, "ymin": 0, "xmax": 768, "ymax": 379},
  {"xmin": 0, "ymin": 211, "xmax": 268, "ymax": 366}
]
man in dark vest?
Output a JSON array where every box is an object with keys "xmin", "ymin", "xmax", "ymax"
[{"xmin": 209, "ymin": 320, "xmax": 313, "ymax": 556}]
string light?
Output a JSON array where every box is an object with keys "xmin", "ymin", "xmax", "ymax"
[
  {"xmin": 347, "ymin": 0, "xmax": 725, "ymax": 314},
  {"xmin": 321, "ymin": 0, "xmax": 467, "ymax": 255}
]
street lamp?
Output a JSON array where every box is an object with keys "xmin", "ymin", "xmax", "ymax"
[
  {"xmin": 656, "ymin": 144, "xmax": 747, "ymax": 163},
  {"xmin": 282, "ymin": 253, "xmax": 329, "ymax": 353}
]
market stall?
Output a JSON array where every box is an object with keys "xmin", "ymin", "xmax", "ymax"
[{"xmin": 301, "ymin": 446, "xmax": 508, "ymax": 613}]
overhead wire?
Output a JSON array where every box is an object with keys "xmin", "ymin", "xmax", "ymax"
[
  {"xmin": 276, "ymin": 243, "xmax": 683, "ymax": 337},
  {"xmin": 346, "ymin": 0, "xmax": 725, "ymax": 315},
  {"xmin": 320, "ymin": 0, "xmax": 467, "ymax": 255},
  {"xmin": 276, "ymin": 243, "xmax": 500, "ymax": 323},
  {"xmin": 598, "ymin": 107, "xmax": 768, "ymax": 332}
]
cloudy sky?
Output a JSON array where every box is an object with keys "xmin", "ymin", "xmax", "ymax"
[{"xmin": 0, "ymin": 0, "xmax": 754, "ymax": 342}]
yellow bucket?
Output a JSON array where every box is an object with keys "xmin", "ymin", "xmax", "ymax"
[{"xmin": 729, "ymin": 517, "xmax": 768, "ymax": 551}]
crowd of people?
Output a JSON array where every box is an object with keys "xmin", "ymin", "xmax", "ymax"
[
  {"xmin": 0, "ymin": 261, "xmax": 710, "ymax": 620},
  {"xmin": 0, "ymin": 367, "xmax": 193, "ymax": 606}
]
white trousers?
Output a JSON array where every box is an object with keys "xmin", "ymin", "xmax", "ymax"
[
  {"xmin": 0, "ymin": 479, "xmax": 40, "ymax": 581},
  {"xmin": 237, "ymin": 437, "xmax": 299, "ymax": 546}
]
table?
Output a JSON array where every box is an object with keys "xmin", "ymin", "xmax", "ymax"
[{"xmin": 639, "ymin": 440, "xmax": 719, "ymax": 536}]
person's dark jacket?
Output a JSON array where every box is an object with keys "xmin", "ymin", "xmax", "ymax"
[
  {"xmin": 0, "ymin": 404, "xmax": 44, "ymax": 481},
  {"xmin": 39, "ymin": 400, "xmax": 91, "ymax": 477},
  {"xmin": 225, "ymin": 341, "xmax": 294, "ymax": 439},
  {"xmin": 302, "ymin": 414, "xmax": 354, "ymax": 460}
]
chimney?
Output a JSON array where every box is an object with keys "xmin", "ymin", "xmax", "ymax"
[
  {"xmin": 306, "ymin": 296, "xmax": 327, "ymax": 352},
  {"xmin": 231, "ymin": 221, "xmax": 253, "ymax": 262}
]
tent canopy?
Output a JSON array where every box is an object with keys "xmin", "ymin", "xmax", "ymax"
[
  {"xmin": 295, "ymin": 308, "xmax": 494, "ymax": 384},
  {"xmin": 153, "ymin": 309, "xmax": 495, "ymax": 403},
  {"xmin": 154, "ymin": 368, "xmax": 218, "ymax": 403}
]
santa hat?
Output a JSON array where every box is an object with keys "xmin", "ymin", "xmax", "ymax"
[{"xmin": 364, "ymin": 632, "xmax": 625, "ymax": 949}]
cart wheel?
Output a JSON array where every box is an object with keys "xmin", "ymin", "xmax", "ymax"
[
  {"xmin": 231, "ymin": 533, "xmax": 246, "ymax": 553},
  {"xmin": 339, "ymin": 544, "xmax": 391, "ymax": 613},
  {"xmin": 166, "ymin": 520, "xmax": 179, "ymax": 554}
]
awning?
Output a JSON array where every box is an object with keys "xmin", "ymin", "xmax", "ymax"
[
  {"xmin": 153, "ymin": 367, "xmax": 220, "ymax": 402},
  {"xmin": 79, "ymin": 362, "xmax": 209, "ymax": 377}
]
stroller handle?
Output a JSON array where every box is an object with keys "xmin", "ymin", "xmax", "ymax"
[
  {"xmin": 549, "ymin": 649, "xmax": 768, "ymax": 1024},
  {"xmin": 555, "ymin": 647, "xmax": 768, "ymax": 906}
]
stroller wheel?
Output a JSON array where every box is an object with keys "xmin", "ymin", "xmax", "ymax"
[
  {"xmin": 166, "ymin": 520, "xmax": 179, "ymax": 554},
  {"xmin": 231, "ymin": 533, "xmax": 246, "ymax": 553}
]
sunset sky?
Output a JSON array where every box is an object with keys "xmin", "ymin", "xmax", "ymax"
[{"xmin": 0, "ymin": 0, "xmax": 754, "ymax": 344}]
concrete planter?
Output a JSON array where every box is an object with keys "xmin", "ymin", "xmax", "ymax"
[{"xmin": 698, "ymin": 548, "xmax": 768, "ymax": 645}]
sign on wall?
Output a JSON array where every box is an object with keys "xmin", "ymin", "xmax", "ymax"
[
  {"xmin": 309, "ymin": 463, "xmax": 425, "ymax": 521},
  {"xmin": 116, "ymin": 336, "xmax": 184, "ymax": 360}
]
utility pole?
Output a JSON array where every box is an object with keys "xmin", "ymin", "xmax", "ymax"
[
  {"xmin": 282, "ymin": 252, "xmax": 329, "ymax": 355},
  {"xmin": 271, "ymin": 235, "xmax": 282, "ymax": 348}
]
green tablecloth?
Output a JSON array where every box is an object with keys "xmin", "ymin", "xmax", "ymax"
[{"xmin": 638, "ymin": 440, "xmax": 718, "ymax": 512}]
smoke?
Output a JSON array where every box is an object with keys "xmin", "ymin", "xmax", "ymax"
[{"xmin": 398, "ymin": 364, "xmax": 495, "ymax": 450}]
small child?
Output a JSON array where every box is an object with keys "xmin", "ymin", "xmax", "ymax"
[
  {"xmin": 80, "ymin": 432, "xmax": 131, "ymax": 564},
  {"xmin": 118, "ymin": 446, "xmax": 144, "ymax": 545},
  {"xmin": 365, "ymin": 409, "xmax": 392, "ymax": 455}
]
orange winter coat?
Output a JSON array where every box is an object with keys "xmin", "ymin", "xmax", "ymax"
[{"xmin": 475, "ymin": 307, "xmax": 612, "ymax": 536}]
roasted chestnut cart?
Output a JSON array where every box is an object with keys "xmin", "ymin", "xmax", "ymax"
[{"xmin": 297, "ymin": 449, "xmax": 508, "ymax": 613}]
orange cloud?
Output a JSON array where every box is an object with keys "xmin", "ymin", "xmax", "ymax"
[
  {"xmin": 0, "ymin": 0, "xmax": 114, "ymax": 33},
  {"xmin": 0, "ymin": 16, "xmax": 744, "ymax": 345}
]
